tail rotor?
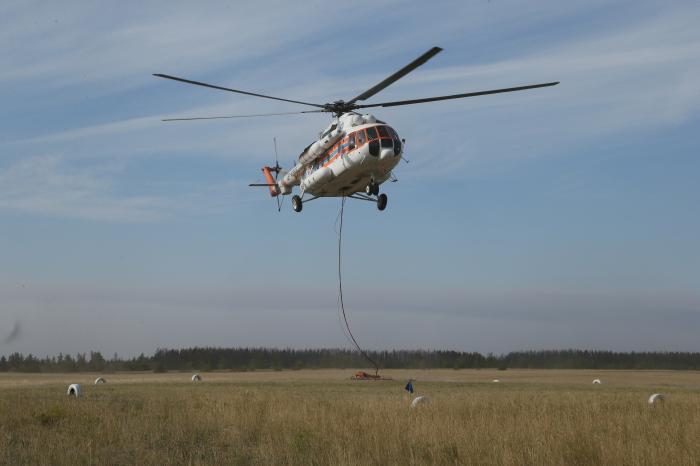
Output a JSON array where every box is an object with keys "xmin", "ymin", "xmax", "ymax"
[{"xmin": 248, "ymin": 137, "xmax": 287, "ymax": 212}]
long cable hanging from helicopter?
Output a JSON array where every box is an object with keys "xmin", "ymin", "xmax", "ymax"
[
  {"xmin": 335, "ymin": 196, "xmax": 380, "ymax": 375},
  {"xmin": 152, "ymin": 46, "xmax": 559, "ymax": 374}
]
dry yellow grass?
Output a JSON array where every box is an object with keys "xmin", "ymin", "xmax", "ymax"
[{"xmin": 0, "ymin": 369, "xmax": 698, "ymax": 465}]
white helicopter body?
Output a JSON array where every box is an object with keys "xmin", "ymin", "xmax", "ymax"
[{"xmin": 263, "ymin": 112, "xmax": 401, "ymax": 211}]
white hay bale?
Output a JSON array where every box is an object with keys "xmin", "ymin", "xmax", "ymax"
[
  {"xmin": 191, "ymin": 374, "xmax": 202, "ymax": 382},
  {"xmin": 592, "ymin": 379, "xmax": 602, "ymax": 385},
  {"xmin": 67, "ymin": 383, "xmax": 81, "ymax": 397},
  {"xmin": 492, "ymin": 379, "xmax": 500, "ymax": 383},
  {"xmin": 411, "ymin": 396, "xmax": 430, "ymax": 408},
  {"xmin": 94, "ymin": 377, "xmax": 106, "ymax": 385},
  {"xmin": 648, "ymin": 393, "xmax": 665, "ymax": 404}
]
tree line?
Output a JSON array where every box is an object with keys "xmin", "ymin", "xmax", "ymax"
[{"xmin": 0, "ymin": 348, "xmax": 699, "ymax": 373}]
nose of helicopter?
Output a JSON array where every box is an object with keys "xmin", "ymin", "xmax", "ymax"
[{"xmin": 380, "ymin": 148, "xmax": 394, "ymax": 160}]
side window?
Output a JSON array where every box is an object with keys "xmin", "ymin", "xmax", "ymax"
[
  {"xmin": 366, "ymin": 127, "xmax": 378, "ymax": 140},
  {"xmin": 356, "ymin": 129, "xmax": 366, "ymax": 145},
  {"xmin": 348, "ymin": 134, "xmax": 355, "ymax": 149},
  {"xmin": 377, "ymin": 126, "xmax": 389, "ymax": 138}
]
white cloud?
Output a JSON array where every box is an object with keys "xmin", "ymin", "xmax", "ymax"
[
  {"xmin": 9, "ymin": 3, "xmax": 698, "ymax": 168},
  {"xmin": 0, "ymin": 0, "xmax": 386, "ymax": 91},
  {"xmin": 0, "ymin": 155, "xmax": 171, "ymax": 221},
  {"xmin": 383, "ymin": 7, "xmax": 700, "ymax": 165},
  {"xmin": 0, "ymin": 153, "xmax": 268, "ymax": 221}
]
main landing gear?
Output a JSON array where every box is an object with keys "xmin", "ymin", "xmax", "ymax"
[
  {"xmin": 377, "ymin": 193, "xmax": 387, "ymax": 211},
  {"xmin": 291, "ymin": 191, "xmax": 387, "ymax": 213},
  {"xmin": 346, "ymin": 191, "xmax": 388, "ymax": 211},
  {"xmin": 291, "ymin": 193, "xmax": 322, "ymax": 213},
  {"xmin": 292, "ymin": 195, "xmax": 303, "ymax": 212},
  {"xmin": 365, "ymin": 181, "xmax": 386, "ymax": 211}
]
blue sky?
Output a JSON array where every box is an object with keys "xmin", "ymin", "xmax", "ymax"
[{"xmin": 1, "ymin": 0, "xmax": 699, "ymax": 357}]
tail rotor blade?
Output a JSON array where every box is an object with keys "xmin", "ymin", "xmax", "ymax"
[
  {"xmin": 273, "ymin": 137, "xmax": 280, "ymax": 176},
  {"xmin": 273, "ymin": 137, "xmax": 282, "ymax": 213}
]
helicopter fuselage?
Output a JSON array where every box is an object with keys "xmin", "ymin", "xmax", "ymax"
[
  {"xmin": 278, "ymin": 113, "xmax": 402, "ymax": 198},
  {"xmin": 303, "ymin": 122, "xmax": 401, "ymax": 197}
]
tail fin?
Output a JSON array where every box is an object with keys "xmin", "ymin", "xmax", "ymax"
[{"xmin": 261, "ymin": 166, "xmax": 279, "ymax": 197}]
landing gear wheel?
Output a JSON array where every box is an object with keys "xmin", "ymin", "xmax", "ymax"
[
  {"xmin": 292, "ymin": 195, "xmax": 303, "ymax": 213},
  {"xmin": 377, "ymin": 193, "xmax": 388, "ymax": 211}
]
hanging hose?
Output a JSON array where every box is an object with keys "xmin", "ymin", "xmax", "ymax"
[{"xmin": 337, "ymin": 196, "xmax": 380, "ymax": 375}]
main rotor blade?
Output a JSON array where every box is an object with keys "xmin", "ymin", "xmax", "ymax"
[
  {"xmin": 354, "ymin": 82, "xmax": 559, "ymax": 109},
  {"xmin": 153, "ymin": 73, "xmax": 326, "ymax": 109},
  {"xmin": 346, "ymin": 47, "xmax": 443, "ymax": 105},
  {"xmin": 161, "ymin": 110, "xmax": 324, "ymax": 121}
]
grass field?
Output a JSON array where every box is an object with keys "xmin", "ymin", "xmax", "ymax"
[{"xmin": 0, "ymin": 369, "xmax": 698, "ymax": 465}]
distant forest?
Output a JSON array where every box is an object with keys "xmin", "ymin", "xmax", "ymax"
[{"xmin": 1, "ymin": 348, "xmax": 699, "ymax": 372}]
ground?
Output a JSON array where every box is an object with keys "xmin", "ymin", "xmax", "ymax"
[{"xmin": 0, "ymin": 369, "xmax": 698, "ymax": 465}]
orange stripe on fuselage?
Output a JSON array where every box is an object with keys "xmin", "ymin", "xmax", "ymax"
[
  {"xmin": 323, "ymin": 140, "xmax": 347, "ymax": 168},
  {"xmin": 320, "ymin": 126, "xmax": 373, "ymax": 168}
]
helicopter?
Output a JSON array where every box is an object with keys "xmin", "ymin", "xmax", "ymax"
[{"xmin": 154, "ymin": 47, "xmax": 558, "ymax": 213}]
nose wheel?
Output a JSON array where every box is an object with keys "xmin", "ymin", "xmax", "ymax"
[{"xmin": 365, "ymin": 181, "xmax": 379, "ymax": 196}]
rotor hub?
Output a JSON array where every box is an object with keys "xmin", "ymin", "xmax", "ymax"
[{"xmin": 323, "ymin": 99, "xmax": 357, "ymax": 116}]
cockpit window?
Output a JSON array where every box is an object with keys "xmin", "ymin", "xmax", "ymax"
[
  {"xmin": 377, "ymin": 126, "xmax": 389, "ymax": 138},
  {"xmin": 366, "ymin": 127, "xmax": 378, "ymax": 140},
  {"xmin": 381, "ymin": 138, "xmax": 393, "ymax": 148},
  {"xmin": 356, "ymin": 129, "xmax": 366, "ymax": 145}
]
